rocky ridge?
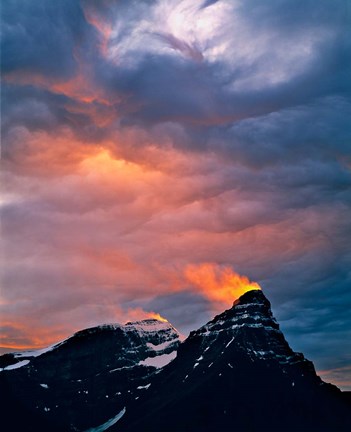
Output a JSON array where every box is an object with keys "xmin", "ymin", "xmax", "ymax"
[{"xmin": 0, "ymin": 319, "xmax": 180, "ymax": 431}]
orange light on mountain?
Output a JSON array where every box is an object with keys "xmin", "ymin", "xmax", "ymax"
[
  {"xmin": 185, "ymin": 263, "xmax": 261, "ymax": 307},
  {"xmin": 148, "ymin": 312, "xmax": 169, "ymax": 323}
]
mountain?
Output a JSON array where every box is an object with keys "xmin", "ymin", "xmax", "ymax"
[
  {"xmin": 1, "ymin": 290, "xmax": 350, "ymax": 432},
  {"xmin": 115, "ymin": 290, "xmax": 350, "ymax": 432},
  {"xmin": 0, "ymin": 319, "xmax": 180, "ymax": 431}
]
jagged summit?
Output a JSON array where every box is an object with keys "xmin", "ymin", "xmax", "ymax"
[
  {"xmin": 232, "ymin": 287, "xmax": 267, "ymax": 306},
  {"xmin": 188, "ymin": 288, "xmax": 309, "ymax": 369},
  {"xmin": 125, "ymin": 318, "xmax": 178, "ymax": 335},
  {"xmin": 194, "ymin": 288, "xmax": 279, "ymax": 340}
]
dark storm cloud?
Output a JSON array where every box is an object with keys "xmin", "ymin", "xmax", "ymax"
[
  {"xmin": 1, "ymin": 0, "xmax": 351, "ymax": 388},
  {"xmin": 237, "ymin": 0, "xmax": 350, "ymax": 31},
  {"xmin": 212, "ymin": 97, "xmax": 351, "ymax": 166},
  {"xmin": 1, "ymin": 0, "xmax": 89, "ymax": 78},
  {"xmin": 145, "ymin": 291, "xmax": 213, "ymax": 334},
  {"xmin": 84, "ymin": 0, "xmax": 351, "ymax": 131},
  {"xmin": 1, "ymin": 84, "xmax": 67, "ymax": 134},
  {"xmin": 97, "ymin": 44, "xmax": 347, "ymax": 130},
  {"xmin": 200, "ymin": 0, "xmax": 220, "ymax": 9},
  {"xmin": 3, "ymin": 0, "xmax": 350, "ymax": 147}
]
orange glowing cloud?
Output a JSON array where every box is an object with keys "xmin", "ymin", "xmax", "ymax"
[
  {"xmin": 1, "ymin": 307, "xmax": 172, "ymax": 352},
  {"xmin": 78, "ymin": 148, "xmax": 149, "ymax": 179},
  {"xmin": 2, "ymin": 70, "xmax": 102, "ymax": 105},
  {"xmin": 184, "ymin": 263, "xmax": 261, "ymax": 308},
  {"xmin": 3, "ymin": 127, "xmax": 100, "ymax": 177},
  {"xmin": 82, "ymin": 5, "xmax": 113, "ymax": 57},
  {"xmin": 50, "ymin": 73, "xmax": 111, "ymax": 105},
  {"xmin": 113, "ymin": 307, "xmax": 170, "ymax": 326},
  {"xmin": 0, "ymin": 321, "xmax": 70, "ymax": 351},
  {"xmin": 318, "ymin": 366, "xmax": 351, "ymax": 391},
  {"xmin": 147, "ymin": 312, "xmax": 169, "ymax": 323},
  {"xmin": 3, "ymin": 64, "xmax": 121, "ymax": 130}
]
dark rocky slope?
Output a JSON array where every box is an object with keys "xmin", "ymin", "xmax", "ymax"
[
  {"xmin": 0, "ymin": 319, "xmax": 180, "ymax": 431},
  {"xmin": 115, "ymin": 290, "xmax": 350, "ymax": 432}
]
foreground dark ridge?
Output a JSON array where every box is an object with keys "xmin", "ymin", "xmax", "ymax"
[
  {"xmin": 116, "ymin": 290, "xmax": 350, "ymax": 432},
  {"xmin": 1, "ymin": 289, "xmax": 350, "ymax": 432}
]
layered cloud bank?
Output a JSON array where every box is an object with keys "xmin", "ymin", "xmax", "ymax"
[{"xmin": 1, "ymin": 0, "xmax": 350, "ymax": 389}]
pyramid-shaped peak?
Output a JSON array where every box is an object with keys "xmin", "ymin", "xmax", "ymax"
[
  {"xmin": 195, "ymin": 288, "xmax": 278, "ymax": 336},
  {"xmin": 233, "ymin": 288, "xmax": 270, "ymax": 307},
  {"xmin": 114, "ymin": 294, "xmax": 350, "ymax": 432}
]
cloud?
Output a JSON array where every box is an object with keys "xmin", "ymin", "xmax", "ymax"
[
  {"xmin": 184, "ymin": 263, "xmax": 261, "ymax": 307},
  {"xmin": 319, "ymin": 365, "xmax": 351, "ymax": 392},
  {"xmin": 1, "ymin": 0, "xmax": 350, "ymax": 389},
  {"xmin": 1, "ymin": 0, "xmax": 89, "ymax": 78},
  {"xmin": 145, "ymin": 291, "xmax": 213, "ymax": 334}
]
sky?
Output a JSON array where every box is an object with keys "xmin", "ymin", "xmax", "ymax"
[{"xmin": 1, "ymin": 0, "xmax": 350, "ymax": 390}]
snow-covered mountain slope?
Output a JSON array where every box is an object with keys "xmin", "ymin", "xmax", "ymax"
[
  {"xmin": 116, "ymin": 290, "xmax": 351, "ymax": 432},
  {"xmin": 0, "ymin": 319, "xmax": 180, "ymax": 431}
]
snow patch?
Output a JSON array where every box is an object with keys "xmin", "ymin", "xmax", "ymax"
[
  {"xmin": 138, "ymin": 351, "xmax": 176, "ymax": 368},
  {"xmin": 137, "ymin": 383, "xmax": 151, "ymax": 390},
  {"xmin": 201, "ymin": 322, "xmax": 280, "ymax": 335},
  {"xmin": 126, "ymin": 320, "xmax": 174, "ymax": 334},
  {"xmin": 225, "ymin": 337, "xmax": 235, "ymax": 348},
  {"xmin": 0, "ymin": 360, "xmax": 30, "ymax": 371},
  {"xmin": 109, "ymin": 365, "xmax": 135, "ymax": 373},
  {"xmin": 234, "ymin": 303, "xmax": 265, "ymax": 309},
  {"xmin": 84, "ymin": 407, "xmax": 126, "ymax": 432},
  {"xmin": 146, "ymin": 339, "xmax": 176, "ymax": 352}
]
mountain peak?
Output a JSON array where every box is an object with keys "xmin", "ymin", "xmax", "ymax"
[
  {"xmin": 124, "ymin": 318, "xmax": 180, "ymax": 339},
  {"xmin": 125, "ymin": 318, "xmax": 170, "ymax": 328},
  {"xmin": 114, "ymin": 292, "xmax": 351, "ymax": 432},
  {"xmin": 232, "ymin": 288, "xmax": 268, "ymax": 307},
  {"xmin": 194, "ymin": 288, "xmax": 278, "ymax": 337},
  {"xmin": 0, "ymin": 317, "xmax": 181, "ymax": 431}
]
